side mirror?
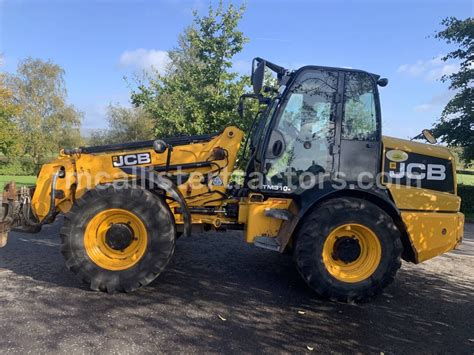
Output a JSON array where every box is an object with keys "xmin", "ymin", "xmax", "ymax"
[
  {"xmin": 422, "ymin": 129, "xmax": 437, "ymax": 144},
  {"xmin": 252, "ymin": 59, "xmax": 265, "ymax": 95},
  {"xmin": 377, "ymin": 78, "xmax": 389, "ymax": 87}
]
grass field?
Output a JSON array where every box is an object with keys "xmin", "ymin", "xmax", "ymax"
[
  {"xmin": 0, "ymin": 175, "xmax": 37, "ymax": 191},
  {"xmin": 457, "ymin": 173, "xmax": 474, "ymax": 186}
]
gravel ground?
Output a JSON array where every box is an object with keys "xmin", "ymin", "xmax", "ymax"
[{"xmin": 0, "ymin": 221, "xmax": 472, "ymax": 354}]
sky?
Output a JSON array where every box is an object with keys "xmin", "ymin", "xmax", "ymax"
[{"xmin": 0, "ymin": 0, "xmax": 472, "ymax": 139}]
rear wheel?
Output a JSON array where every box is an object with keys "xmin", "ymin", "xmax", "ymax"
[
  {"xmin": 60, "ymin": 184, "xmax": 175, "ymax": 293},
  {"xmin": 294, "ymin": 197, "xmax": 402, "ymax": 302}
]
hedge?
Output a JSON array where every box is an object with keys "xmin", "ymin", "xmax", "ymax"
[
  {"xmin": 458, "ymin": 184, "xmax": 474, "ymax": 215},
  {"xmin": 0, "ymin": 155, "xmax": 55, "ymax": 176}
]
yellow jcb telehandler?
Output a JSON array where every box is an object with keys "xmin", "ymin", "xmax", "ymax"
[{"xmin": 0, "ymin": 58, "xmax": 464, "ymax": 301}]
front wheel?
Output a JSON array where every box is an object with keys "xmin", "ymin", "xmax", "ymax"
[
  {"xmin": 60, "ymin": 185, "xmax": 176, "ymax": 293},
  {"xmin": 294, "ymin": 197, "xmax": 402, "ymax": 302}
]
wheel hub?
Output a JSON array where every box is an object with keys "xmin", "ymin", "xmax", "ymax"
[
  {"xmin": 84, "ymin": 209, "xmax": 148, "ymax": 271},
  {"xmin": 105, "ymin": 223, "xmax": 134, "ymax": 251},
  {"xmin": 322, "ymin": 224, "xmax": 382, "ymax": 283},
  {"xmin": 332, "ymin": 236, "xmax": 361, "ymax": 264}
]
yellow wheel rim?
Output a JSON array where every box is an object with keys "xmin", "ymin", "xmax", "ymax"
[
  {"xmin": 322, "ymin": 224, "xmax": 381, "ymax": 283},
  {"xmin": 84, "ymin": 209, "xmax": 148, "ymax": 271}
]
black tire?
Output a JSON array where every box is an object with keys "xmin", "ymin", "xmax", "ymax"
[
  {"xmin": 60, "ymin": 184, "xmax": 176, "ymax": 293},
  {"xmin": 294, "ymin": 197, "xmax": 402, "ymax": 302}
]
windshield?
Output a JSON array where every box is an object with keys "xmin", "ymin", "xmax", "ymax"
[
  {"xmin": 252, "ymin": 98, "xmax": 280, "ymax": 160},
  {"xmin": 264, "ymin": 69, "xmax": 339, "ymax": 185},
  {"xmin": 252, "ymin": 99, "xmax": 279, "ymax": 153}
]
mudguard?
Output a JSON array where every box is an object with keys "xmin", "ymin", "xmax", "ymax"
[{"xmin": 121, "ymin": 167, "xmax": 192, "ymax": 238}]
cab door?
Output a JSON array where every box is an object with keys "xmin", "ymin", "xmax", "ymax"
[
  {"xmin": 338, "ymin": 72, "xmax": 381, "ymax": 182},
  {"xmin": 261, "ymin": 68, "xmax": 341, "ymax": 193}
]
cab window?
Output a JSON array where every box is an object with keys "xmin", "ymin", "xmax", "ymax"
[{"xmin": 342, "ymin": 72, "xmax": 378, "ymax": 141}]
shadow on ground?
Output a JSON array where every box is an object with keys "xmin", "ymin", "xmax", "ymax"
[{"xmin": 0, "ymin": 220, "xmax": 472, "ymax": 353}]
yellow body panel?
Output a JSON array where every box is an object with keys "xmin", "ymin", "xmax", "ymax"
[
  {"xmin": 382, "ymin": 136, "xmax": 458, "ymax": 195},
  {"xmin": 401, "ymin": 212, "xmax": 464, "ymax": 263},
  {"xmin": 387, "ymin": 185, "xmax": 461, "ymax": 212},
  {"xmin": 382, "ymin": 136, "xmax": 454, "ymax": 160},
  {"xmin": 240, "ymin": 197, "xmax": 292, "ymax": 243},
  {"xmin": 382, "ymin": 136, "xmax": 463, "ymax": 263},
  {"xmin": 32, "ymin": 157, "xmax": 77, "ymax": 221}
]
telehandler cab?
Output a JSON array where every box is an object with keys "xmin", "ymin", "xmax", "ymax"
[{"xmin": 0, "ymin": 58, "xmax": 464, "ymax": 301}]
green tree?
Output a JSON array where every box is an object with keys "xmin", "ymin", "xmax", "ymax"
[
  {"xmin": 0, "ymin": 72, "xmax": 21, "ymax": 157},
  {"xmin": 131, "ymin": 2, "xmax": 251, "ymax": 137},
  {"xmin": 7, "ymin": 58, "xmax": 83, "ymax": 165},
  {"xmin": 89, "ymin": 104, "xmax": 155, "ymax": 146},
  {"xmin": 432, "ymin": 17, "xmax": 473, "ymax": 164}
]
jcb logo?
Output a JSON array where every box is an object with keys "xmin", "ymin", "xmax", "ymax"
[
  {"xmin": 389, "ymin": 163, "xmax": 446, "ymax": 181},
  {"xmin": 112, "ymin": 153, "xmax": 151, "ymax": 167}
]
